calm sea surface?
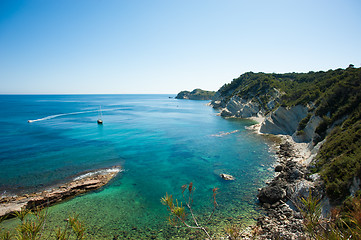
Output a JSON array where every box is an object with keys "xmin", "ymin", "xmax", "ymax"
[{"xmin": 0, "ymin": 94, "xmax": 275, "ymax": 239}]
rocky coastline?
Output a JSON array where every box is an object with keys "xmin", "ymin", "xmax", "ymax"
[
  {"xmin": 217, "ymin": 106, "xmax": 326, "ymax": 239},
  {"xmin": 208, "ymin": 104, "xmax": 324, "ymax": 239},
  {"xmin": 204, "ymin": 68, "xmax": 361, "ymax": 238},
  {"xmin": 255, "ymin": 140, "xmax": 321, "ymax": 239},
  {"xmin": 208, "ymin": 87, "xmax": 330, "ymax": 238},
  {"xmin": 237, "ymin": 137, "xmax": 324, "ymax": 240},
  {"xmin": 0, "ymin": 166, "xmax": 121, "ymax": 219}
]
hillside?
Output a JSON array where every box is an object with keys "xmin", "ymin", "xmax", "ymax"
[
  {"xmin": 176, "ymin": 88, "xmax": 216, "ymax": 100},
  {"xmin": 211, "ymin": 65, "xmax": 361, "ymax": 202}
]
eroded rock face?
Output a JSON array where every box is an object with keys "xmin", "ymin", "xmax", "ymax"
[
  {"xmin": 210, "ymin": 87, "xmax": 281, "ymax": 120},
  {"xmin": 211, "ymin": 100, "xmax": 225, "ymax": 108},
  {"xmin": 0, "ymin": 167, "xmax": 121, "ymax": 219},
  {"xmin": 260, "ymin": 105, "xmax": 308, "ymax": 135},
  {"xmin": 216, "ymin": 95, "xmax": 263, "ymax": 118},
  {"xmin": 220, "ymin": 109, "xmax": 233, "ymax": 117},
  {"xmin": 225, "ymin": 96, "xmax": 261, "ymax": 118},
  {"xmin": 293, "ymin": 115, "xmax": 323, "ymax": 143}
]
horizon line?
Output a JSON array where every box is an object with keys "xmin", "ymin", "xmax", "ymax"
[{"xmin": 0, "ymin": 93, "xmax": 180, "ymax": 95}]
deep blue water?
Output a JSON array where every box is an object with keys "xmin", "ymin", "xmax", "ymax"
[{"xmin": 0, "ymin": 94, "xmax": 275, "ymax": 239}]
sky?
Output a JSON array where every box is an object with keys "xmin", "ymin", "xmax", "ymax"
[{"xmin": 0, "ymin": 0, "xmax": 360, "ymax": 94}]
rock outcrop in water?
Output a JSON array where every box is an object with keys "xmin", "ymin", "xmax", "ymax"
[
  {"xmin": 220, "ymin": 173, "xmax": 235, "ymax": 180},
  {"xmin": 176, "ymin": 88, "xmax": 215, "ymax": 100},
  {"xmin": 0, "ymin": 167, "xmax": 121, "ymax": 219}
]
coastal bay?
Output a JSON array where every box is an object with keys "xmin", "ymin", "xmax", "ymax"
[
  {"xmin": 1, "ymin": 0, "xmax": 360, "ymax": 238},
  {"xmin": 0, "ymin": 94, "xmax": 276, "ymax": 239}
]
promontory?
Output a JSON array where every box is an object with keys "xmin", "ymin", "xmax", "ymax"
[{"xmin": 176, "ymin": 88, "xmax": 215, "ymax": 100}]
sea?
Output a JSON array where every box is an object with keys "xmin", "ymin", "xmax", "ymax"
[{"xmin": 0, "ymin": 94, "xmax": 275, "ymax": 239}]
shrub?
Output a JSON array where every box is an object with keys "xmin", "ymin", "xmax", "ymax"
[
  {"xmin": 297, "ymin": 113, "xmax": 312, "ymax": 131},
  {"xmin": 299, "ymin": 191, "xmax": 361, "ymax": 239},
  {"xmin": 0, "ymin": 207, "xmax": 86, "ymax": 240},
  {"xmin": 161, "ymin": 182, "xmax": 218, "ymax": 239}
]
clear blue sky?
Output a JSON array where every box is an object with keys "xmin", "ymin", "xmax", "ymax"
[{"xmin": 1, "ymin": 0, "xmax": 360, "ymax": 94}]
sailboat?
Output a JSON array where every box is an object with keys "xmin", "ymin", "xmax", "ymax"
[{"xmin": 97, "ymin": 106, "xmax": 103, "ymax": 124}]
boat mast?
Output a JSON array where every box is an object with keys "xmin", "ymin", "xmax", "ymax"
[{"xmin": 97, "ymin": 106, "xmax": 103, "ymax": 124}]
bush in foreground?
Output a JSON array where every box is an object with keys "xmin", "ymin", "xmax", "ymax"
[{"xmin": 0, "ymin": 207, "xmax": 85, "ymax": 240}]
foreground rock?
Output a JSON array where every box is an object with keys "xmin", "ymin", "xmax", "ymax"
[
  {"xmin": 0, "ymin": 166, "xmax": 121, "ymax": 219},
  {"xmin": 258, "ymin": 185, "xmax": 286, "ymax": 204}
]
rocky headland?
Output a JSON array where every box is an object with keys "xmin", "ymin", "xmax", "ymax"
[
  {"xmin": 175, "ymin": 88, "xmax": 215, "ymax": 100},
  {"xmin": 0, "ymin": 166, "xmax": 121, "ymax": 219},
  {"xmin": 210, "ymin": 96, "xmax": 326, "ymax": 238},
  {"xmin": 208, "ymin": 67, "xmax": 361, "ymax": 239},
  {"xmin": 210, "ymin": 90, "xmax": 326, "ymax": 239}
]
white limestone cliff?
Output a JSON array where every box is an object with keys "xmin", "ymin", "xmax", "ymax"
[
  {"xmin": 220, "ymin": 96, "xmax": 263, "ymax": 118},
  {"xmin": 292, "ymin": 115, "xmax": 323, "ymax": 143},
  {"xmin": 259, "ymin": 105, "xmax": 308, "ymax": 135}
]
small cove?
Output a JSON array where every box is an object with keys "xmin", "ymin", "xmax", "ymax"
[{"xmin": 0, "ymin": 95, "xmax": 275, "ymax": 239}]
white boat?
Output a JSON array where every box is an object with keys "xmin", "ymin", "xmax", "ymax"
[{"xmin": 97, "ymin": 106, "xmax": 103, "ymax": 124}]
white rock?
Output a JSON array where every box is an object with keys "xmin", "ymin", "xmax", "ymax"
[{"xmin": 260, "ymin": 105, "xmax": 308, "ymax": 135}]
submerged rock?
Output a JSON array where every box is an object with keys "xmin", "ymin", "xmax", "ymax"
[{"xmin": 220, "ymin": 173, "xmax": 235, "ymax": 180}]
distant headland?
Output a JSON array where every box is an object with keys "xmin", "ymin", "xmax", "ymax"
[{"xmin": 175, "ymin": 88, "xmax": 215, "ymax": 100}]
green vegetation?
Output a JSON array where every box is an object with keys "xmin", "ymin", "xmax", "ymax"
[
  {"xmin": 161, "ymin": 182, "xmax": 219, "ymax": 239},
  {"xmin": 217, "ymin": 66, "xmax": 361, "ymax": 201},
  {"xmin": 315, "ymin": 111, "xmax": 361, "ymax": 201},
  {"xmin": 160, "ymin": 184, "xmax": 361, "ymax": 239},
  {"xmin": 297, "ymin": 113, "xmax": 312, "ymax": 132},
  {"xmin": 176, "ymin": 88, "xmax": 216, "ymax": 100},
  {"xmin": 219, "ymin": 65, "xmax": 360, "ymax": 110},
  {"xmin": 298, "ymin": 191, "xmax": 361, "ymax": 239},
  {"xmin": 0, "ymin": 208, "xmax": 86, "ymax": 240},
  {"xmin": 310, "ymin": 67, "xmax": 361, "ymax": 200}
]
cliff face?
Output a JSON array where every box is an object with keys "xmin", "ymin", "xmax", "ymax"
[
  {"xmin": 217, "ymin": 95, "xmax": 263, "ymax": 118},
  {"xmin": 176, "ymin": 88, "xmax": 215, "ymax": 100},
  {"xmin": 292, "ymin": 115, "xmax": 323, "ymax": 143},
  {"xmin": 213, "ymin": 96, "xmax": 321, "ymax": 144},
  {"xmin": 210, "ymin": 79, "xmax": 310, "ymax": 141},
  {"xmin": 211, "ymin": 86, "xmax": 281, "ymax": 119},
  {"xmin": 260, "ymin": 105, "xmax": 307, "ymax": 135}
]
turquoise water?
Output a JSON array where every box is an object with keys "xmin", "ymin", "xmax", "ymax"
[{"xmin": 0, "ymin": 95, "xmax": 275, "ymax": 239}]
